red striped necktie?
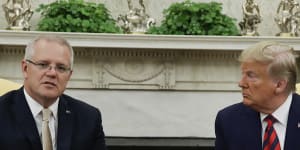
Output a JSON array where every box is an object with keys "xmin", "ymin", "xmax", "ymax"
[{"xmin": 263, "ymin": 115, "xmax": 281, "ymax": 150}]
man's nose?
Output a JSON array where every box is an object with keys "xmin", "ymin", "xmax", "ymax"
[
  {"xmin": 45, "ymin": 66, "xmax": 58, "ymax": 74},
  {"xmin": 238, "ymin": 77, "xmax": 247, "ymax": 88}
]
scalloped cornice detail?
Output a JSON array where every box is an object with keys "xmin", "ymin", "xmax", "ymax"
[
  {"xmin": 0, "ymin": 47, "xmax": 24, "ymax": 55},
  {"xmin": 74, "ymin": 48, "xmax": 240, "ymax": 60}
]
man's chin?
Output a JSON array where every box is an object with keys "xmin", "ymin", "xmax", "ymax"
[
  {"xmin": 40, "ymin": 91, "xmax": 60, "ymax": 101},
  {"xmin": 242, "ymin": 99, "xmax": 252, "ymax": 106}
]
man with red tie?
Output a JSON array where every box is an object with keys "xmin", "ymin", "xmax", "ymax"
[{"xmin": 215, "ymin": 41, "xmax": 300, "ymax": 150}]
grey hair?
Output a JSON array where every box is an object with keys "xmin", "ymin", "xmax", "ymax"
[
  {"xmin": 238, "ymin": 41, "xmax": 298, "ymax": 92},
  {"xmin": 24, "ymin": 35, "xmax": 74, "ymax": 69}
]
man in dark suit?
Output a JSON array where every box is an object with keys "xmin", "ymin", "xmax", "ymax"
[
  {"xmin": 215, "ymin": 41, "xmax": 300, "ymax": 150},
  {"xmin": 0, "ymin": 35, "xmax": 106, "ymax": 150}
]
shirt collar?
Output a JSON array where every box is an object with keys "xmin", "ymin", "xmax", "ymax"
[
  {"xmin": 23, "ymin": 88, "xmax": 59, "ymax": 120},
  {"xmin": 260, "ymin": 92, "xmax": 293, "ymax": 126}
]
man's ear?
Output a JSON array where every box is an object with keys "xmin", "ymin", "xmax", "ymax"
[
  {"xmin": 21, "ymin": 60, "xmax": 28, "ymax": 78},
  {"xmin": 274, "ymin": 79, "xmax": 288, "ymax": 94}
]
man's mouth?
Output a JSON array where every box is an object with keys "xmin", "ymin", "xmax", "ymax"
[
  {"xmin": 43, "ymin": 81, "xmax": 57, "ymax": 87},
  {"xmin": 242, "ymin": 93, "xmax": 249, "ymax": 98}
]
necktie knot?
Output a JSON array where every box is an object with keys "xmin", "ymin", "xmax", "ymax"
[
  {"xmin": 42, "ymin": 108, "xmax": 52, "ymax": 122},
  {"xmin": 264, "ymin": 115, "xmax": 277, "ymax": 126}
]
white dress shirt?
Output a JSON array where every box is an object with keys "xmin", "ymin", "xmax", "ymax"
[
  {"xmin": 260, "ymin": 92, "xmax": 293, "ymax": 150},
  {"xmin": 24, "ymin": 89, "xmax": 58, "ymax": 150}
]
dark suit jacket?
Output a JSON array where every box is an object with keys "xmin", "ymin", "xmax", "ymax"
[
  {"xmin": 0, "ymin": 87, "xmax": 106, "ymax": 150},
  {"xmin": 215, "ymin": 93, "xmax": 300, "ymax": 150}
]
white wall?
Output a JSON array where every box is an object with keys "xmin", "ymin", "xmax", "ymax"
[{"xmin": 66, "ymin": 89, "xmax": 241, "ymax": 138}]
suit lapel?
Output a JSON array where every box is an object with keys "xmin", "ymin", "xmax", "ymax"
[
  {"xmin": 284, "ymin": 93, "xmax": 300, "ymax": 150},
  {"xmin": 243, "ymin": 107, "xmax": 263, "ymax": 150},
  {"xmin": 57, "ymin": 96, "xmax": 74, "ymax": 150},
  {"xmin": 13, "ymin": 88, "xmax": 42, "ymax": 150}
]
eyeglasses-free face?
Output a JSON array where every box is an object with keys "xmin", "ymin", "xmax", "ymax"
[
  {"xmin": 238, "ymin": 61, "xmax": 279, "ymax": 114},
  {"xmin": 26, "ymin": 59, "xmax": 71, "ymax": 74}
]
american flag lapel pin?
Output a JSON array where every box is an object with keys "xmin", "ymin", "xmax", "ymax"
[{"xmin": 66, "ymin": 110, "xmax": 71, "ymax": 114}]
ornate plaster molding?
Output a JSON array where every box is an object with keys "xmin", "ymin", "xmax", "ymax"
[{"xmin": 0, "ymin": 31, "xmax": 299, "ymax": 91}]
